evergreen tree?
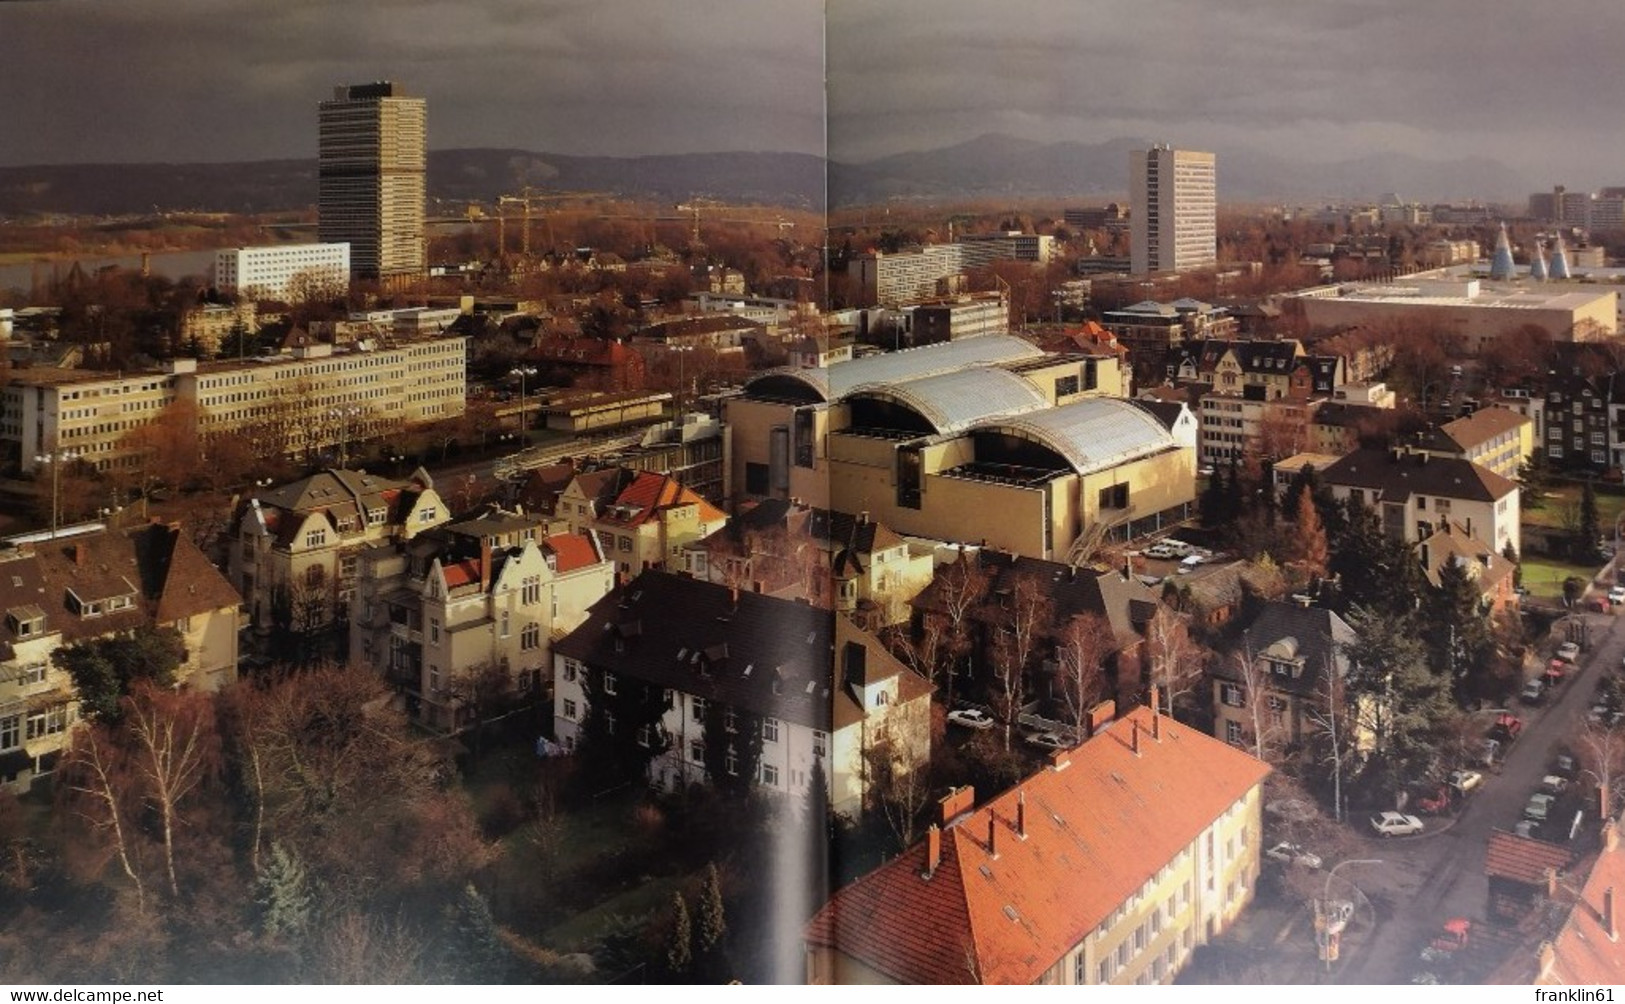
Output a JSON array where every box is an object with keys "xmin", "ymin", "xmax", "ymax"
[
  {"xmin": 1344, "ymin": 606, "xmax": 1460, "ymax": 801},
  {"xmin": 695, "ymin": 862, "xmax": 727, "ymax": 960},
  {"xmin": 1422, "ymin": 558, "xmax": 1495, "ymax": 703},
  {"xmin": 1327, "ymin": 497, "xmax": 1423, "ymax": 618},
  {"xmin": 666, "ymin": 892, "xmax": 694, "ymax": 977},
  {"xmin": 1199, "ymin": 463, "xmax": 1228, "ymax": 530},
  {"xmin": 702, "ymin": 700, "xmax": 764, "ymax": 800},
  {"xmin": 445, "ymin": 883, "xmax": 511, "ymax": 983},
  {"xmin": 1503, "ymin": 541, "xmax": 1522, "ymax": 590},
  {"xmin": 574, "ymin": 666, "xmax": 671, "ymax": 794},
  {"xmin": 1578, "ymin": 479, "xmax": 1602, "ymax": 563},
  {"xmin": 255, "ymin": 841, "xmax": 313, "ymax": 941}
]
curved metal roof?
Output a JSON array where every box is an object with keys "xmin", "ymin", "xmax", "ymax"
[
  {"xmin": 971, "ymin": 397, "xmax": 1176, "ymax": 474},
  {"xmin": 847, "ymin": 366, "xmax": 1049, "ymax": 435},
  {"xmin": 744, "ymin": 334, "xmax": 1043, "ymax": 403}
]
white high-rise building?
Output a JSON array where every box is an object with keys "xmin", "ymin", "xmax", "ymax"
[
  {"xmin": 1130, "ymin": 146, "xmax": 1216, "ymax": 275},
  {"xmin": 318, "ymin": 82, "xmax": 426, "ymax": 281}
]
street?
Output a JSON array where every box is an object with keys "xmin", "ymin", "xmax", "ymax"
[{"xmin": 1338, "ymin": 608, "xmax": 1620, "ymax": 983}]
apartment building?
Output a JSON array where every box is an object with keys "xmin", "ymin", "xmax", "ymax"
[
  {"xmin": 552, "ymin": 571, "xmax": 931, "ymax": 814},
  {"xmin": 230, "ymin": 468, "xmax": 449, "ymax": 634},
  {"xmin": 3, "ymin": 335, "xmax": 467, "ymax": 474},
  {"xmin": 804, "ymin": 705, "xmax": 1269, "ymax": 984},
  {"xmin": 350, "ymin": 510, "xmax": 613, "ymax": 732},
  {"xmin": 1131, "ymin": 146, "xmax": 1217, "ymax": 275},
  {"xmin": 213, "ymin": 243, "xmax": 351, "ymax": 301},
  {"xmin": 851, "ymin": 234, "xmax": 1054, "ymax": 308},
  {"xmin": 1412, "ymin": 406, "xmax": 1532, "ymax": 481},
  {"xmin": 1321, "ymin": 447, "xmax": 1520, "ymax": 556},
  {"xmin": 0, "ymin": 523, "xmax": 242, "ymax": 792}
]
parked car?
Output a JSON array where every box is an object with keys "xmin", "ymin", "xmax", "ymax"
[
  {"xmin": 1608, "ymin": 586, "xmax": 1625, "ymax": 605},
  {"xmin": 1553, "ymin": 752, "xmax": 1579, "ymax": 780},
  {"xmin": 1176, "ymin": 554, "xmax": 1206, "ymax": 574},
  {"xmin": 947, "ymin": 708, "xmax": 995, "ymax": 731},
  {"xmin": 1544, "ymin": 663, "xmax": 1568, "ymax": 689},
  {"xmin": 1489, "ymin": 713, "xmax": 1524, "ymax": 744},
  {"xmin": 1143, "ymin": 543, "xmax": 1178, "ymax": 560},
  {"xmin": 1264, "ymin": 842, "xmax": 1323, "ymax": 869},
  {"xmin": 1524, "ymin": 793, "xmax": 1557, "ymax": 822},
  {"xmin": 1371, "ymin": 811, "xmax": 1425, "ymax": 837},
  {"xmin": 1025, "ymin": 731, "xmax": 1071, "ymax": 750},
  {"xmin": 1416, "ymin": 785, "xmax": 1452, "ymax": 814},
  {"xmin": 1520, "ymin": 679, "xmax": 1546, "ymax": 705},
  {"xmin": 1540, "ymin": 775, "xmax": 1569, "ymax": 795},
  {"xmin": 1557, "ymin": 641, "xmax": 1582, "ymax": 663},
  {"xmin": 1448, "ymin": 770, "xmax": 1484, "ymax": 796}
]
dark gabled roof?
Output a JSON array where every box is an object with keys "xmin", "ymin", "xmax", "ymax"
[
  {"xmin": 1322, "ymin": 448, "xmax": 1517, "ymax": 504},
  {"xmin": 553, "ymin": 570, "xmax": 837, "ymax": 731},
  {"xmin": 1311, "ymin": 401, "xmax": 1386, "ymax": 429},
  {"xmin": 1129, "ymin": 398, "xmax": 1189, "ymax": 432},
  {"xmin": 1215, "ymin": 601, "xmax": 1356, "ymax": 697},
  {"xmin": 135, "ymin": 524, "xmax": 243, "ymax": 622},
  {"xmin": 914, "ymin": 549, "xmax": 1158, "ymax": 646}
]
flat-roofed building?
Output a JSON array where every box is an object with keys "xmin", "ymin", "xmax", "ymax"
[{"xmin": 214, "ymin": 243, "xmax": 351, "ymax": 301}]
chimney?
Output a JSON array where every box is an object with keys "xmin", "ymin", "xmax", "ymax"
[
  {"xmin": 938, "ymin": 785, "xmax": 975, "ymax": 825},
  {"xmin": 1606, "ymin": 887, "xmax": 1618, "ymax": 942},
  {"xmin": 1152, "ymin": 706, "xmax": 1162, "ymax": 741},
  {"xmin": 1149, "ymin": 685, "xmax": 1161, "ymax": 716},
  {"xmin": 1547, "ymin": 867, "xmax": 1560, "ymax": 900},
  {"xmin": 479, "ymin": 538, "xmax": 492, "ymax": 594},
  {"xmin": 859, "ymin": 510, "xmax": 869, "ymax": 525},
  {"xmin": 1602, "ymin": 785, "xmax": 1613, "ymax": 831},
  {"xmin": 925, "ymin": 824, "xmax": 942, "ymax": 878},
  {"xmin": 987, "ymin": 814, "xmax": 999, "ymax": 858},
  {"xmin": 730, "ymin": 584, "xmax": 739, "ymax": 610},
  {"xmin": 1016, "ymin": 792, "xmax": 1027, "ymax": 838},
  {"xmin": 73, "ymin": 543, "xmax": 86, "ymax": 566},
  {"xmin": 1538, "ymin": 940, "xmax": 1557, "ymax": 980},
  {"xmin": 1130, "ymin": 719, "xmax": 1140, "ymax": 756}
]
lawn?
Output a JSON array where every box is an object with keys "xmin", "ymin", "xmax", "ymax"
[
  {"xmin": 1519, "ymin": 554, "xmax": 1598, "ymax": 602},
  {"xmin": 1521, "ymin": 484, "xmax": 1625, "ymax": 533}
]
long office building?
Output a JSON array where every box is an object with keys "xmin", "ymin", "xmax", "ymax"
[
  {"xmin": 318, "ymin": 82, "xmax": 426, "ymax": 280},
  {"xmin": 851, "ymin": 233, "xmax": 1055, "ymax": 307},
  {"xmin": 214, "ymin": 243, "xmax": 351, "ymax": 301},
  {"xmin": 1131, "ymin": 146, "xmax": 1217, "ymax": 275},
  {"xmin": 3, "ymin": 336, "xmax": 466, "ymax": 474}
]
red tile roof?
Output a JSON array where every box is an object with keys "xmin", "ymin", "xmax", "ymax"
[
  {"xmin": 600, "ymin": 471, "xmax": 726, "ymax": 527},
  {"xmin": 1485, "ymin": 830, "xmax": 1573, "ymax": 886},
  {"xmin": 804, "ymin": 706, "xmax": 1270, "ymax": 984},
  {"xmin": 442, "ymin": 559, "xmax": 482, "ymax": 590},
  {"xmin": 1541, "ymin": 826, "xmax": 1625, "ymax": 984},
  {"xmin": 543, "ymin": 533, "xmax": 600, "ymax": 573}
]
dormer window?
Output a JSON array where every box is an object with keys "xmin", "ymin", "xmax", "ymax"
[{"xmin": 6, "ymin": 605, "xmax": 44, "ymax": 639}]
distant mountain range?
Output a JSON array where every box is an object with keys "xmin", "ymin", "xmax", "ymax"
[{"xmin": 0, "ymin": 136, "xmax": 1532, "ymax": 217}]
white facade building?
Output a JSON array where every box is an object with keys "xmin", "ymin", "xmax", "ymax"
[
  {"xmin": 1131, "ymin": 146, "xmax": 1217, "ymax": 275},
  {"xmin": 213, "ymin": 243, "xmax": 351, "ymax": 301}
]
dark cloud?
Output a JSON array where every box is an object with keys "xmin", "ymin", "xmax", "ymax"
[
  {"xmin": 5, "ymin": 0, "xmax": 1625, "ymax": 188},
  {"xmin": 0, "ymin": 0, "xmax": 825, "ymax": 165}
]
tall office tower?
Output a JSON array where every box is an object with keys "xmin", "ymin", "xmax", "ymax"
[
  {"xmin": 318, "ymin": 82, "xmax": 426, "ymax": 280},
  {"xmin": 1130, "ymin": 145, "xmax": 1216, "ymax": 275}
]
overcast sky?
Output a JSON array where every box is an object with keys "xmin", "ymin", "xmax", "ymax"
[{"xmin": 6, "ymin": 0, "xmax": 1625, "ymax": 185}]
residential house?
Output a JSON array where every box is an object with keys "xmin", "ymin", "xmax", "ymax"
[
  {"xmin": 350, "ymin": 508, "xmax": 612, "ymax": 731},
  {"xmin": 1212, "ymin": 601, "xmax": 1355, "ymax": 750},
  {"xmin": 689, "ymin": 502, "xmax": 934, "ymax": 627},
  {"xmin": 552, "ymin": 571, "xmax": 931, "ymax": 814},
  {"xmin": 557, "ymin": 468, "xmax": 728, "ymax": 579},
  {"xmin": 230, "ymin": 467, "xmax": 448, "ymax": 635},
  {"xmin": 1484, "ymin": 829, "xmax": 1573, "ymax": 924},
  {"xmin": 1412, "ymin": 407, "xmax": 1532, "ymax": 482},
  {"xmin": 0, "ymin": 523, "xmax": 242, "ymax": 791},
  {"xmin": 802, "ymin": 705, "xmax": 1270, "ymax": 984},
  {"xmin": 1321, "ymin": 447, "xmax": 1520, "ymax": 556},
  {"xmin": 1488, "ymin": 818, "xmax": 1625, "ymax": 984},
  {"xmin": 1416, "ymin": 522, "xmax": 1519, "ymax": 616}
]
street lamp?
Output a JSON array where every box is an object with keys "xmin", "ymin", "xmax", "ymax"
[
  {"xmin": 330, "ymin": 406, "xmax": 361, "ymax": 469},
  {"xmin": 33, "ymin": 449, "xmax": 79, "ymax": 538},
  {"xmin": 510, "ymin": 366, "xmax": 538, "ymax": 447}
]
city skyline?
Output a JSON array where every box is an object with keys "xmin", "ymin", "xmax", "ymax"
[{"xmin": 7, "ymin": 2, "xmax": 1625, "ymax": 190}]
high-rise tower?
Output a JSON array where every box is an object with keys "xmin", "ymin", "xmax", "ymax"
[
  {"xmin": 318, "ymin": 82, "xmax": 426, "ymax": 281},
  {"xmin": 1130, "ymin": 146, "xmax": 1216, "ymax": 275}
]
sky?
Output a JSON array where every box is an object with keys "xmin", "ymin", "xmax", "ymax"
[{"xmin": 7, "ymin": 0, "xmax": 1625, "ymax": 186}]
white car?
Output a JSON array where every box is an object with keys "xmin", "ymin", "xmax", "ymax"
[
  {"xmin": 1609, "ymin": 586, "xmax": 1625, "ymax": 605},
  {"xmin": 947, "ymin": 708, "xmax": 995, "ymax": 730},
  {"xmin": 1524, "ymin": 793, "xmax": 1557, "ymax": 822},
  {"xmin": 1143, "ymin": 544, "xmax": 1178, "ymax": 560},
  {"xmin": 1264, "ymin": 842, "xmax": 1323, "ymax": 869},
  {"xmin": 1557, "ymin": 642, "xmax": 1581, "ymax": 663},
  {"xmin": 1370, "ymin": 811, "xmax": 1425, "ymax": 837}
]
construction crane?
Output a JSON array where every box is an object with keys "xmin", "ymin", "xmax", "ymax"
[
  {"xmin": 673, "ymin": 199, "xmax": 798, "ymax": 248},
  {"xmin": 495, "ymin": 189, "xmax": 612, "ymax": 261}
]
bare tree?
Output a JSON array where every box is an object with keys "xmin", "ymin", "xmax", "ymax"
[
  {"xmin": 885, "ymin": 613, "xmax": 947, "ymax": 697},
  {"xmin": 989, "ymin": 573, "xmax": 1050, "ymax": 750},
  {"xmin": 1231, "ymin": 644, "xmax": 1285, "ymax": 765},
  {"xmin": 934, "ymin": 554, "xmax": 989, "ymax": 706},
  {"xmin": 1144, "ymin": 606, "xmax": 1206, "ymax": 716},
  {"xmin": 1303, "ymin": 654, "xmax": 1352, "ymax": 822},
  {"xmin": 60, "ymin": 725, "xmax": 146, "ymax": 913},
  {"xmin": 1578, "ymin": 719, "xmax": 1625, "ymax": 821},
  {"xmin": 1054, "ymin": 613, "xmax": 1115, "ymax": 737},
  {"xmin": 861, "ymin": 716, "xmax": 931, "ymax": 853}
]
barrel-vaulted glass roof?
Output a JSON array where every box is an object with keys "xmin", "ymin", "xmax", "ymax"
[
  {"xmin": 846, "ymin": 366, "xmax": 1049, "ymax": 435},
  {"xmin": 970, "ymin": 397, "xmax": 1175, "ymax": 474},
  {"xmin": 744, "ymin": 334, "xmax": 1044, "ymax": 403}
]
